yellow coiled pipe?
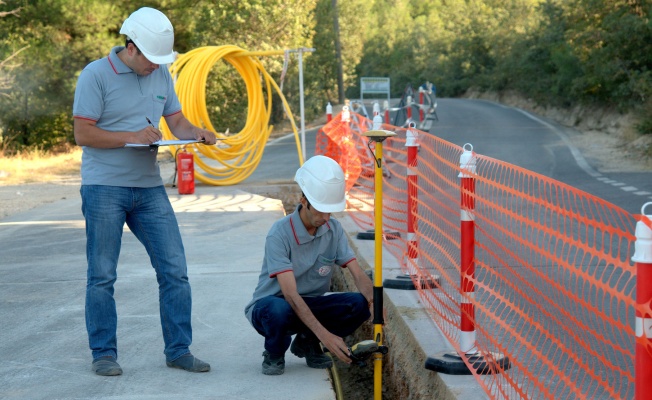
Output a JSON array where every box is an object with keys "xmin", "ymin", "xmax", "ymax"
[{"xmin": 160, "ymin": 45, "xmax": 304, "ymax": 185}]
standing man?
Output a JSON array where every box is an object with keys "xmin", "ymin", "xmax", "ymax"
[
  {"xmin": 244, "ymin": 155, "xmax": 374, "ymax": 375},
  {"xmin": 73, "ymin": 7, "xmax": 216, "ymax": 376}
]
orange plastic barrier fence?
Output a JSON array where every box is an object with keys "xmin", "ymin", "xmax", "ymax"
[{"xmin": 316, "ymin": 112, "xmax": 647, "ymax": 399}]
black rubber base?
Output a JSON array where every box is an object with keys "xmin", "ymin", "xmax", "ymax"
[
  {"xmin": 356, "ymin": 229, "xmax": 401, "ymax": 240},
  {"xmin": 384, "ymin": 274, "xmax": 439, "ymax": 290},
  {"xmin": 425, "ymin": 352, "xmax": 510, "ymax": 375}
]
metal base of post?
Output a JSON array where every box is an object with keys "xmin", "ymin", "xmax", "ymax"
[
  {"xmin": 425, "ymin": 352, "xmax": 510, "ymax": 375},
  {"xmin": 356, "ymin": 229, "xmax": 401, "ymax": 240},
  {"xmin": 383, "ymin": 274, "xmax": 439, "ymax": 290}
]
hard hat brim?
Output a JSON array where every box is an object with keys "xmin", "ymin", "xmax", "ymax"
[
  {"xmin": 304, "ymin": 195, "xmax": 346, "ymax": 213},
  {"xmin": 139, "ymin": 49, "xmax": 176, "ymax": 65}
]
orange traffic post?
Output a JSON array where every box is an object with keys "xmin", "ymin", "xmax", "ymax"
[
  {"xmin": 425, "ymin": 143, "xmax": 510, "ymax": 374},
  {"xmin": 633, "ymin": 202, "xmax": 652, "ymax": 400},
  {"xmin": 326, "ymin": 102, "xmax": 333, "ymax": 123},
  {"xmin": 383, "ymin": 100, "xmax": 390, "ymax": 125},
  {"xmin": 384, "ymin": 122, "xmax": 436, "ymax": 291},
  {"xmin": 459, "ymin": 143, "xmax": 476, "ymax": 354}
]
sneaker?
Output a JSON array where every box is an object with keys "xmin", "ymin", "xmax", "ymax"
[
  {"xmin": 92, "ymin": 356, "xmax": 122, "ymax": 376},
  {"xmin": 166, "ymin": 353, "xmax": 210, "ymax": 372},
  {"xmin": 290, "ymin": 334, "xmax": 333, "ymax": 369},
  {"xmin": 262, "ymin": 351, "xmax": 285, "ymax": 375}
]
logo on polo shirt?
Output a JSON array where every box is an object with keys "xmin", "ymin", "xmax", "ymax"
[{"xmin": 318, "ymin": 265, "xmax": 332, "ymax": 276}]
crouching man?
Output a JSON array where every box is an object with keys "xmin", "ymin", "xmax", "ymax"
[{"xmin": 244, "ymin": 155, "xmax": 373, "ymax": 375}]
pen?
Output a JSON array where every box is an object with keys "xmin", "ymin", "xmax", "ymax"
[{"xmin": 145, "ymin": 117, "xmax": 160, "ymax": 150}]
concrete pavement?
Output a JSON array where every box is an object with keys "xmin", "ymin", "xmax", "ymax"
[{"xmin": 0, "ymin": 184, "xmax": 335, "ymax": 400}]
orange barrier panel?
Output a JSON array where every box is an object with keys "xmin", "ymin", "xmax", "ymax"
[{"xmin": 316, "ymin": 112, "xmax": 642, "ymax": 399}]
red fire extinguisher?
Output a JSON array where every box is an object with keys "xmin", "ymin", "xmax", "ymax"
[{"xmin": 176, "ymin": 147, "xmax": 195, "ymax": 195}]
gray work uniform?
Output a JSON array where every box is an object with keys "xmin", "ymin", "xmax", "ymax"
[
  {"xmin": 244, "ymin": 204, "xmax": 356, "ymax": 324},
  {"xmin": 72, "ymin": 46, "xmax": 182, "ymax": 187}
]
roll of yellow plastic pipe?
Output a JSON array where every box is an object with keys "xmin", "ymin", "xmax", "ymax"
[{"xmin": 160, "ymin": 45, "xmax": 305, "ymax": 185}]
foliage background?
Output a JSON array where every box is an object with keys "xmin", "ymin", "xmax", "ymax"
[{"xmin": 0, "ymin": 0, "xmax": 650, "ymax": 153}]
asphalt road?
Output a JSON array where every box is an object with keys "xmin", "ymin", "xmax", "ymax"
[
  {"xmin": 428, "ymin": 98, "xmax": 651, "ymax": 214},
  {"xmin": 240, "ymin": 132, "xmax": 317, "ymax": 185}
]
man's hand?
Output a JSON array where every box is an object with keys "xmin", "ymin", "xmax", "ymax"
[
  {"xmin": 317, "ymin": 331, "xmax": 352, "ymax": 364},
  {"xmin": 165, "ymin": 113, "xmax": 217, "ymax": 144},
  {"xmin": 277, "ymin": 272, "xmax": 353, "ymax": 364},
  {"xmin": 193, "ymin": 127, "xmax": 217, "ymax": 145},
  {"xmin": 133, "ymin": 125, "xmax": 163, "ymax": 145}
]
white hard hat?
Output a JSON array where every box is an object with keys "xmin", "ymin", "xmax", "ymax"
[
  {"xmin": 295, "ymin": 156, "xmax": 346, "ymax": 213},
  {"xmin": 120, "ymin": 7, "xmax": 175, "ymax": 65}
]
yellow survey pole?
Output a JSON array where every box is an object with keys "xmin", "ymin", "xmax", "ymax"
[{"xmin": 362, "ymin": 129, "xmax": 396, "ymax": 400}]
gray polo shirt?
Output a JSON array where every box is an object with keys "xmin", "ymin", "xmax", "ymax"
[
  {"xmin": 244, "ymin": 204, "xmax": 356, "ymax": 323},
  {"xmin": 72, "ymin": 46, "xmax": 182, "ymax": 187}
]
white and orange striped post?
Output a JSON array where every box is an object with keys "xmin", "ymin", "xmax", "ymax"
[
  {"xmin": 458, "ymin": 143, "xmax": 477, "ymax": 355},
  {"xmin": 424, "ymin": 143, "xmax": 510, "ymax": 374},
  {"xmin": 383, "ymin": 122, "xmax": 422, "ymax": 290},
  {"xmin": 372, "ymin": 101, "xmax": 380, "ymax": 117},
  {"xmin": 383, "ymin": 100, "xmax": 390, "ymax": 125},
  {"xmin": 326, "ymin": 102, "xmax": 333, "ymax": 123},
  {"xmin": 633, "ymin": 202, "xmax": 652, "ymax": 400},
  {"xmin": 406, "ymin": 124, "xmax": 419, "ymax": 277},
  {"xmin": 406, "ymin": 95, "xmax": 413, "ymax": 122},
  {"xmin": 374, "ymin": 101, "xmax": 393, "ymax": 157}
]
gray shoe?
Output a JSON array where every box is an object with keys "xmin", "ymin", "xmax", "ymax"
[
  {"xmin": 166, "ymin": 353, "xmax": 210, "ymax": 372},
  {"xmin": 92, "ymin": 356, "xmax": 122, "ymax": 376},
  {"xmin": 262, "ymin": 351, "xmax": 285, "ymax": 375},
  {"xmin": 290, "ymin": 334, "xmax": 333, "ymax": 369}
]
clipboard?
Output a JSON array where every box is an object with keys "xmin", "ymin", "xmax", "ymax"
[{"xmin": 125, "ymin": 139, "xmax": 205, "ymax": 148}]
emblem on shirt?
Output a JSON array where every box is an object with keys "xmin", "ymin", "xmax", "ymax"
[{"xmin": 318, "ymin": 265, "xmax": 332, "ymax": 276}]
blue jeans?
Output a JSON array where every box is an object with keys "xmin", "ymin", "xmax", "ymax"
[
  {"xmin": 81, "ymin": 185, "xmax": 192, "ymax": 362},
  {"xmin": 251, "ymin": 293, "xmax": 370, "ymax": 357}
]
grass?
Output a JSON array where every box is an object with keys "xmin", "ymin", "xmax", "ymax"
[{"xmin": 0, "ymin": 147, "xmax": 82, "ymax": 185}]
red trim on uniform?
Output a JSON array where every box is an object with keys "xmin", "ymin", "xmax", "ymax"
[
  {"xmin": 341, "ymin": 258, "xmax": 356, "ymax": 268},
  {"xmin": 73, "ymin": 116, "xmax": 98, "ymax": 123},
  {"xmin": 289, "ymin": 218, "xmax": 300, "ymax": 244},
  {"xmin": 107, "ymin": 57, "xmax": 118, "ymax": 74},
  {"xmin": 163, "ymin": 110, "xmax": 182, "ymax": 118},
  {"xmin": 270, "ymin": 269, "xmax": 292, "ymax": 278}
]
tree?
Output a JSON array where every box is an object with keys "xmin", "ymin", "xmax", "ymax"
[
  {"xmin": 0, "ymin": 0, "xmax": 126, "ymax": 151},
  {"xmin": 0, "ymin": 1, "xmax": 24, "ymax": 97},
  {"xmin": 2, "ymin": 0, "xmax": 652, "ymax": 152},
  {"xmin": 173, "ymin": 0, "xmax": 318, "ymax": 131}
]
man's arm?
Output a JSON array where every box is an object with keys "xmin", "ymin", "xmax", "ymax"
[
  {"xmin": 345, "ymin": 259, "xmax": 374, "ymax": 308},
  {"xmin": 164, "ymin": 112, "xmax": 217, "ymax": 144},
  {"xmin": 276, "ymin": 271, "xmax": 353, "ymax": 364},
  {"xmin": 73, "ymin": 118, "xmax": 162, "ymax": 148}
]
